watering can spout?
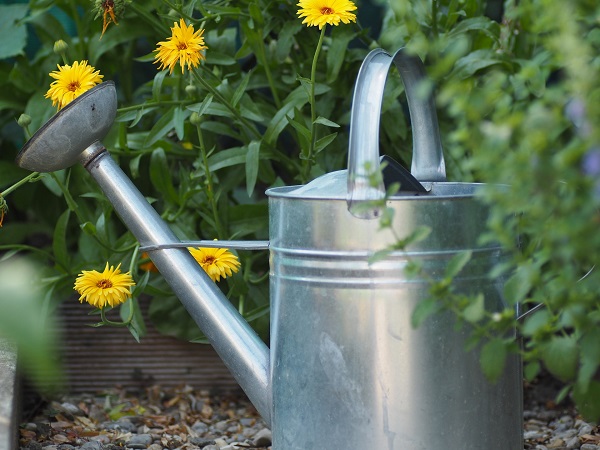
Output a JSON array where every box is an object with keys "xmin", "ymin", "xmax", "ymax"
[{"xmin": 15, "ymin": 82, "xmax": 272, "ymax": 426}]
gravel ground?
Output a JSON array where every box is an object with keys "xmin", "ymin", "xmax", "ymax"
[{"xmin": 18, "ymin": 376, "xmax": 599, "ymax": 450}]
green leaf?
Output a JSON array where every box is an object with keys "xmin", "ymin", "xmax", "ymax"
[
  {"xmin": 52, "ymin": 209, "xmax": 70, "ymax": 270},
  {"xmin": 503, "ymin": 268, "xmax": 532, "ymax": 305},
  {"xmin": 187, "ymin": 94, "xmax": 214, "ymax": 117},
  {"xmin": 121, "ymin": 298, "xmax": 146, "ymax": 343},
  {"xmin": 314, "ymin": 133, "xmax": 338, "ymax": 154},
  {"xmin": 445, "ymin": 250, "xmax": 472, "ymax": 278},
  {"xmin": 287, "ymin": 114, "xmax": 312, "ymax": 144},
  {"xmin": 148, "ymin": 295, "xmax": 204, "ymax": 341},
  {"xmin": 463, "ymin": 293, "xmax": 485, "ymax": 323},
  {"xmin": 276, "ymin": 21, "xmax": 302, "ymax": 62},
  {"xmin": 451, "ymin": 50, "xmax": 505, "ymax": 79},
  {"xmin": 411, "ymin": 297, "xmax": 441, "ymax": 328},
  {"xmin": 541, "ymin": 335, "xmax": 578, "ymax": 381},
  {"xmin": 144, "ymin": 107, "xmax": 175, "ymax": 147},
  {"xmin": 524, "ymin": 361, "xmax": 541, "ymax": 381},
  {"xmin": 480, "ymin": 338, "xmax": 507, "ymax": 383},
  {"xmin": 0, "ymin": 4, "xmax": 28, "ymax": 59},
  {"xmin": 521, "ymin": 309, "xmax": 552, "ymax": 337},
  {"xmin": 152, "ymin": 70, "xmax": 168, "ymax": 101},
  {"xmin": 394, "ymin": 225, "xmax": 432, "ymax": 250},
  {"xmin": 173, "ymin": 106, "xmax": 190, "ymax": 141},
  {"xmin": 573, "ymin": 381, "xmax": 600, "ymax": 422},
  {"xmin": 149, "ymin": 147, "xmax": 179, "ymax": 204},
  {"xmin": 263, "ymin": 87, "xmax": 310, "ymax": 145},
  {"xmin": 447, "ymin": 17, "xmax": 500, "ymax": 41},
  {"xmin": 326, "ymin": 26, "xmax": 355, "ymax": 83},
  {"xmin": 314, "ymin": 116, "xmax": 340, "ymax": 128},
  {"xmin": 207, "ymin": 146, "xmax": 247, "ymax": 171},
  {"xmin": 246, "ymin": 141, "xmax": 260, "ymax": 197},
  {"xmin": 232, "ymin": 71, "xmax": 251, "ymax": 108}
]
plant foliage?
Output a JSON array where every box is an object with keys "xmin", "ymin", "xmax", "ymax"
[{"xmin": 0, "ymin": 0, "xmax": 599, "ymax": 419}]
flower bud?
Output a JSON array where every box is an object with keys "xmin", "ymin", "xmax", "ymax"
[
  {"xmin": 185, "ymin": 84, "xmax": 198, "ymax": 97},
  {"xmin": 53, "ymin": 39, "xmax": 69, "ymax": 55},
  {"xmin": 190, "ymin": 112, "xmax": 202, "ymax": 126},
  {"xmin": 17, "ymin": 114, "xmax": 31, "ymax": 128}
]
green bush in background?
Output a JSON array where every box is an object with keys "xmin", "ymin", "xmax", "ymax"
[{"xmin": 0, "ymin": 0, "xmax": 598, "ymax": 419}]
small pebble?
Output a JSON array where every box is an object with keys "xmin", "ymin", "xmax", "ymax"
[
  {"xmin": 79, "ymin": 442, "xmax": 102, "ymax": 450},
  {"xmin": 581, "ymin": 445, "xmax": 600, "ymax": 450},
  {"xmin": 252, "ymin": 428, "xmax": 272, "ymax": 447},
  {"xmin": 126, "ymin": 434, "xmax": 153, "ymax": 449}
]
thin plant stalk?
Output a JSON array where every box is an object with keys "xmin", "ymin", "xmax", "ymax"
[
  {"xmin": 192, "ymin": 70, "xmax": 262, "ymax": 141},
  {"xmin": 302, "ymin": 25, "xmax": 327, "ymax": 183},
  {"xmin": 195, "ymin": 123, "xmax": 225, "ymax": 239}
]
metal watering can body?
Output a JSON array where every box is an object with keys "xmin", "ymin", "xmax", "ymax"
[
  {"xmin": 265, "ymin": 49, "xmax": 522, "ymax": 449},
  {"xmin": 16, "ymin": 48, "xmax": 523, "ymax": 450}
]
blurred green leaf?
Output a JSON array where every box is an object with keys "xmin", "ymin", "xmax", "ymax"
[
  {"xmin": 144, "ymin": 107, "xmax": 175, "ymax": 147},
  {"xmin": 542, "ymin": 335, "xmax": 579, "ymax": 381},
  {"xmin": 52, "ymin": 209, "xmax": 70, "ymax": 270},
  {"xmin": 480, "ymin": 338, "xmax": 507, "ymax": 383},
  {"xmin": 149, "ymin": 147, "xmax": 179, "ymax": 205},
  {"xmin": 0, "ymin": 4, "xmax": 28, "ymax": 59},
  {"xmin": 246, "ymin": 140, "xmax": 260, "ymax": 197}
]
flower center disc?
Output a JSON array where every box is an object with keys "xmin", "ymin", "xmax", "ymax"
[
  {"xmin": 203, "ymin": 256, "xmax": 216, "ymax": 265},
  {"xmin": 97, "ymin": 279, "xmax": 113, "ymax": 289},
  {"xmin": 320, "ymin": 7, "xmax": 334, "ymax": 14},
  {"xmin": 177, "ymin": 43, "xmax": 188, "ymax": 50},
  {"xmin": 67, "ymin": 81, "xmax": 81, "ymax": 92}
]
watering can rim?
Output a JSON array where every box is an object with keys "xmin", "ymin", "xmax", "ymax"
[{"xmin": 266, "ymin": 172, "xmax": 495, "ymax": 201}]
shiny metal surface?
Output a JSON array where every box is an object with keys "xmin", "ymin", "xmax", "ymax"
[
  {"xmin": 347, "ymin": 49, "xmax": 446, "ymax": 218},
  {"xmin": 15, "ymin": 82, "xmax": 117, "ymax": 173},
  {"xmin": 266, "ymin": 183, "xmax": 522, "ymax": 450},
  {"xmin": 139, "ymin": 240, "xmax": 270, "ymax": 252},
  {"xmin": 79, "ymin": 146, "xmax": 272, "ymax": 426},
  {"xmin": 265, "ymin": 46, "xmax": 521, "ymax": 449}
]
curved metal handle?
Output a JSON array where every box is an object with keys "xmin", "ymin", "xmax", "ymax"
[{"xmin": 347, "ymin": 48, "xmax": 446, "ymax": 219}]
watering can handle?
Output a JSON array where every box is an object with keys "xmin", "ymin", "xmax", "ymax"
[{"xmin": 347, "ymin": 48, "xmax": 446, "ymax": 219}]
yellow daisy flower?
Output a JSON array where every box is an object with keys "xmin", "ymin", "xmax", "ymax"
[
  {"xmin": 154, "ymin": 18, "xmax": 208, "ymax": 74},
  {"xmin": 74, "ymin": 263, "xmax": 136, "ymax": 309},
  {"xmin": 189, "ymin": 246, "xmax": 241, "ymax": 282},
  {"xmin": 297, "ymin": 0, "xmax": 357, "ymax": 29},
  {"xmin": 45, "ymin": 60, "xmax": 104, "ymax": 110}
]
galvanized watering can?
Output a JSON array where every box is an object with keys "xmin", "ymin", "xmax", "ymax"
[{"xmin": 17, "ymin": 48, "xmax": 523, "ymax": 449}]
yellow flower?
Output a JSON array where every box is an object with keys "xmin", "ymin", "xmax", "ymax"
[
  {"xmin": 139, "ymin": 252, "xmax": 158, "ymax": 273},
  {"xmin": 189, "ymin": 246, "xmax": 241, "ymax": 282},
  {"xmin": 74, "ymin": 263, "xmax": 135, "ymax": 309},
  {"xmin": 45, "ymin": 60, "xmax": 104, "ymax": 110},
  {"xmin": 154, "ymin": 18, "xmax": 208, "ymax": 74},
  {"xmin": 297, "ymin": 0, "xmax": 357, "ymax": 29}
]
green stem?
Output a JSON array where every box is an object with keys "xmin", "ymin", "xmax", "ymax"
[
  {"xmin": 192, "ymin": 70, "xmax": 262, "ymax": 141},
  {"xmin": 100, "ymin": 306, "xmax": 132, "ymax": 327},
  {"xmin": 431, "ymin": 0, "xmax": 439, "ymax": 39},
  {"xmin": 1, "ymin": 172, "xmax": 42, "ymax": 197},
  {"xmin": 69, "ymin": 0, "xmax": 85, "ymax": 59},
  {"xmin": 196, "ymin": 124, "xmax": 225, "ymax": 238},
  {"xmin": 257, "ymin": 35, "xmax": 281, "ymax": 109},
  {"xmin": 117, "ymin": 100, "xmax": 194, "ymax": 113},
  {"xmin": 302, "ymin": 26, "xmax": 327, "ymax": 183}
]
